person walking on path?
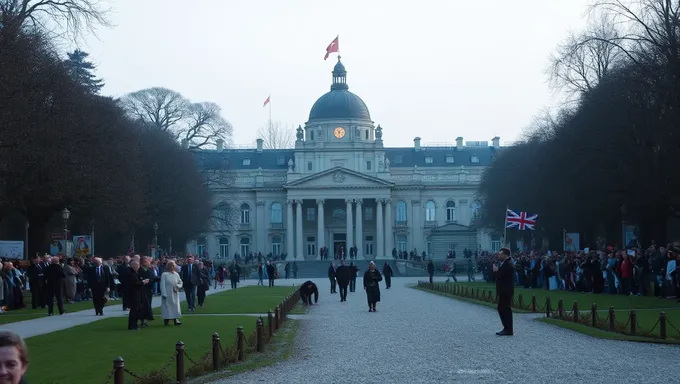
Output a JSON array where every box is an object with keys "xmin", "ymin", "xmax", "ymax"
[
  {"xmin": 126, "ymin": 260, "xmax": 150, "ymax": 330},
  {"xmin": 197, "ymin": 262, "xmax": 210, "ymax": 307},
  {"xmin": 45, "ymin": 257, "xmax": 66, "ymax": 316},
  {"xmin": 382, "ymin": 262, "xmax": 393, "ymax": 289},
  {"xmin": 349, "ymin": 262, "xmax": 358, "ymax": 292},
  {"xmin": 328, "ymin": 262, "xmax": 337, "ymax": 294},
  {"xmin": 160, "ymin": 261, "xmax": 183, "ymax": 326},
  {"xmin": 493, "ymin": 247, "xmax": 514, "ymax": 336},
  {"xmin": 427, "ymin": 260, "xmax": 435, "ymax": 284},
  {"xmin": 335, "ymin": 260, "xmax": 351, "ymax": 302},
  {"xmin": 363, "ymin": 261, "xmax": 383, "ymax": 312}
]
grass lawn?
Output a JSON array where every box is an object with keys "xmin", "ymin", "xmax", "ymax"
[
  {"xmin": 153, "ymin": 285, "xmax": 298, "ymax": 315},
  {"xmin": 0, "ymin": 298, "xmax": 119, "ymax": 324},
  {"xmin": 538, "ymin": 316, "xmax": 680, "ymax": 344},
  {"xmin": 24, "ymin": 315, "xmax": 256, "ymax": 384}
]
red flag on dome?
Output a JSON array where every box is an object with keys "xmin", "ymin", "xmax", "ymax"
[
  {"xmin": 324, "ymin": 35, "xmax": 339, "ymax": 60},
  {"xmin": 263, "ymin": 95, "xmax": 270, "ymax": 107}
]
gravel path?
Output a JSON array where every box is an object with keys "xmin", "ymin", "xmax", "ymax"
[{"xmin": 211, "ymin": 277, "xmax": 679, "ymax": 384}]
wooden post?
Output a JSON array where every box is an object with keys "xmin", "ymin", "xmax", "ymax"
[
  {"xmin": 113, "ymin": 357, "xmax": 124, "ymax": 384},
  {"xmin": 176, "ymin": 341, "xmax": 185, "ymax": 383},
  {"xmin": 660, "ymin": 312, "xmax": 667, "ymax": 339},
  {"xmin": 572, "ymin": 302, "xmax": 579, "ymax": 323},
  {"xmin": 557, "ymin": 298, "xmax": 564, "ymax": 317},
  {"xmin": 268, "ymin": 310, "xmax": 273, "ymax": 337},
  {"xmin": 237, "ymin": 326, "xmax": 244, "ymax": 361},
  {"xmin": 591, "ymin": 304, "xmax": 597, "ymax": 327},
  {"xmin": 212, "ymin": 333, "xmax": 220, "ymax": 371},
  {"xmin": 256, "ymin": 317, "xmax": 264, "ymax": 352},
  {"xmin": 545, "ymin": 297, "xmax": 551, "ymax": 318},
  {"xmin": 274, "ymin": 305, "xmax": 280, "ymax": 330},
  {"xmin": 630, "ymin": 310, "xmax": 636, "ymax": 336},
  {"xmin": 609, "ymin": 306, "xmax": 615, "ymax": 331},
  {"xmin": 531, "ymin": 295, "xmax": 537, "ymax": 312}
]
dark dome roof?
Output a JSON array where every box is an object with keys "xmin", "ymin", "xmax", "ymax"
[
  {"xmin": 308, "ymin": 90, "xmax": 371, "ymax": 120},
  {"xmin": 308, "ymin": 57, "xmax": 371, "ymax": 121}
]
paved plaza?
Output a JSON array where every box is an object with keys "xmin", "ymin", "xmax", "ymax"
[{"xmin": 214, "ymin": 277, "xmax": 677, "ymax": 384}]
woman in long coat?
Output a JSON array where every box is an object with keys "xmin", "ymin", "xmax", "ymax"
[
  {"xmin": 63, "ymin": 259, "xmax": 78, "ymax": 303},
  {"xmin": 160, "ymin": 261, "xmax": 183, "ymax": 326},
  {"xmin": 363, "ymin": 261, "xmax": 383, "ymax": 312}
]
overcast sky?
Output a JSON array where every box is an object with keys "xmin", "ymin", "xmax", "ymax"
[{"xmin": 78, "ymin": 0, "xmax": 594, "ymax": 148}]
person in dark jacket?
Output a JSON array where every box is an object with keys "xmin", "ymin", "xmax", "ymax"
[
  {"xmin": 382, "ymin": 262, "xmax": 393, "ymax": 289},
  {"xmin": 44, "ymin": 257, "xmax": 66, "ymax": 316},
  {"xmin": 363, "ymin": 261, "xmax": 383, "ymax": 312},
  {"xmin": 26, "ymin": 256, "xmax": 46, "ymax": 309},
  {"xmin": 327, "ymin": 263, "xmax": 337, "ymax": 294},
  {"xmin": 138, "ymin": 257, "xmax": 159, "ymax": 324},
  {"xmin": 300, "ymin": 280, "xmax": 319, "ymax": 305},
  {"xmin": 265, "ymin": 261, "xmax": 276, "ymax": 287},
  {"xmin": 126, "ymin": 260, "xmax": 149, "ymax": 330},
  {"xmin": 349, "ymin": 262, "xmax": 359, "ymax": 292},
  {"xmin": 494, "ymin": 248, "xmax": 514, "ymax": 336},
  {"xmin": 335, "ymin": 260, "xmax": 351, "ymax": 301},
  {"xmin": 427, "ymin": 260, "xmax": 435, "ymax": 284},
  {"xmin": 86, "ymin": 257, "xmax": 112, "ymax": 316}
]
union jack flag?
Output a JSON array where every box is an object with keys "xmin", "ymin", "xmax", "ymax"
[{"xmin": 506, "ymin": 209, "xmax": 538, "ymax": 231}]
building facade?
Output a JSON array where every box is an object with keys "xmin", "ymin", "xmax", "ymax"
[{"xmin": 189, "ymin": 59, "xmax": 502, "ymax": 260}]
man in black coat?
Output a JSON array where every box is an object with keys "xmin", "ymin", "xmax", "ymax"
[
  {"xmin": 138, "ymin": 257, "xmax": 159, "ymax": 324},
  {"xmin": 382, "ymin": 262, "xmax": 393, "ymax": 289},
  {"xmin": 349, "ymin": 262, "xmax": 359, "ymax": 292},
  {"xmin": 26, "ymin": 255, "xmax": 46, "ymax": 309},
  {"xmin": 300, "ymin": 280, "xmax": 319, "ymax": 305},
  {"xmin": 265, "ymin": 261, "xmax": 276, "ymax": 287},
  {"xmin": 327, "ymin": 263, "xmax": 337, "ymax": 294},
  {"xmin": 87, "ymin": 257, "xmax": 112, "ymax": 316},
  {"xmin": 335, "ymin": 260, "xmax": 351, "ymax": 302},
  {"xmin": 44, "ymin": 257, "xmax": 66, "ymax": 316},
  {"xmin": 494, "ymin": 247, "xmax": 514, "ymax": 336},
  {"xmin": 427, "ymin": 260, "xmax": 435, "ymax": 284}
]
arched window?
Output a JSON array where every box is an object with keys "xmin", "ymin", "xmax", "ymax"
[
  {"xmin": 424, "ymin": 200, "xmax": 436, "ymax": 222},
  {"xmin": 272, "ymin": 236, "xmax": 282, "ymax": 256},
  {"xmin": 270, "ymin": 202, "xmax": 282, "ymax": 223},
  {"xmin": 239, "ymin": 237, "xmax": 251, "ymax": 256},
  {"xmin": 219, "ymin": 237, "xmax": 229, "ymax": 258},
  {"xmin": 446, "ymin": 200, "xmax": 456, "ymax": 222},
  {"xmin": 471, "ymin": 200, "xmax": 481, "ymax": 218},
  {"xmin": 240, "ymin": 203, "xmax": 250, "ymax": 224},
  {"xmin": 396, "ymin": 201, "xmax": 407, "ymax": 223}
]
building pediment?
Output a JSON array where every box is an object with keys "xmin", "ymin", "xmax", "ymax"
[{"xmin": 284, "ymin": 167, "xmax": 394, "ymax": 189}]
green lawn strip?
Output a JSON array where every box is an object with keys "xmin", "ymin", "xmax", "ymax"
[
  {"xmin": 0, "ymin": 299, "xmax": 120, "ymax": 324},
  {"xmin": 188, "ymin": 319, "xmax": 301, "ymax": 384},
  {"xmin": 411, "ymin": 286, "xmax": 531, "ymax": 313},
  {"xmin": 0, "ymin": 313, "xmax": 46, "ymax": 324},
  {"xmin": 537, "ymin": 317, "xmax": 680, "ymax": 345},
  {"xmin": 288, "ymin": 302, "xmax": 307, "ymax": 315},
  {"xmin": 153, "ymin": 286, "xmax": 298, "ymax": 315},
  {"xmin": 24, "ymin": 315, "xmax": 256, "ymax": 384}
]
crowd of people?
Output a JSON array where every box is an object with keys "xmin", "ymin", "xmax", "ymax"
[{"xmin": 473, "ymin": 244, "xmax": 680, "ymax": 301}]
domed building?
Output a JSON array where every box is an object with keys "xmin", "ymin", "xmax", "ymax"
[{"xmin": 189, "ymin": 58, "xmax": 502, "ymax": 265}]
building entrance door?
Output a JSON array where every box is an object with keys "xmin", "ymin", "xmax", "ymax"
[{"xmin": 333, "ymin": 233, "xmax": 346, "ymax": 260}]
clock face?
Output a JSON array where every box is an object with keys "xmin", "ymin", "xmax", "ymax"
[{"xmin": 333, "ymin": 127, "xmax": 346, "ymax": 139}]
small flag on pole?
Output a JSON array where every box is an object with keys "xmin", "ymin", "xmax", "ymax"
[
  {"xmin": 324, "ymin": 35, "xmax": 339, "ymax": 60},
  {"xmin": 263, "ymin": 95, "xmax": 270, "ymax": 107},
  {"xmin": 505, "ymin": 209, "xmax": 538, "ymax": 231}
]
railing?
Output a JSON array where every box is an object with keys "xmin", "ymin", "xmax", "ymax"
[
  {"xmin": 270, "ymin": 223, "xmax": 284, "ymax": 229},
  {"xmin": 416, "ymin": 282, "xmax": 680, "ymax": 341},
  {"xmin": 103, "ymin": 288, "xmax": 301, "ymax": 384}
]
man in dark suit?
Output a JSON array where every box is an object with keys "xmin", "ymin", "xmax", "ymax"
[
  {"xmin": 494, "ymin": 247, "xmax": 514, "ymax": 336},
  {"xmin": 327, "ymin": 263, "xmax": 337, "ymax": 294},
  {"xmin": 26, "ymin": 255, "xmax": 46, "ymax": 309},
  {"xmin": 181, "ymin": 256, "xmax": 201, "ymax": 312},
  {"xmin": 117, "ymin": 256, "xmax": 131, "ymax": 310},
  {"xmin": 265, "ymin": 261, "xmax": 276, "ymax": 287},
  {"xmin": 138, "ymin": 256, "xmax": 160, "ymax": 324},
  {"xmin": 87, "ymin": 257, "xmax": 112, "ymax": 316},
  {"xmin": 44, "ymin": 257, "xmax": 66, "ymax": 316},
  {"xmin": 300, "ymin": 280, "xmax": 319, "ymax": 305},
  {"xmin": 335, "ymin": 260, "xmax": 351, "ymax": 302}
]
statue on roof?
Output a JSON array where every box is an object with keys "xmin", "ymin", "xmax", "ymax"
[
  {"xmin": 296, "ymin": 125, "xmax": 304, "ymax": 141},
  {"xmin": 376, "ymin": 125, "xmax": 383, "ymax": 140},
  {"xmin": 384, "ymin": 156, "xmax": 390, "ymax": 171},
  {"xmin": 288, "ymin": 158, "xmax": 294, "ymax": 172}
]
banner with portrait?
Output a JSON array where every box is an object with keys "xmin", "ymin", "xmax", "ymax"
[
  {"xmin": 0, "ymin": 241, "xmax": 24, "ymax": 259},
  {"xmin": 73, "ymin": 235, "xmax": 93, "ymax": 257}
]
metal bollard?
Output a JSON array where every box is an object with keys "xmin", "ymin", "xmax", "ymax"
[
  {"xmin": 212, "ymin": 333, "xmax": 220, "ymax": 371},
  {"xmin": 113, "ymin": 357, "xmax": 124, "ymax": 384},
  {"xmin": 237, "ymin": 326, "xmax": 244, "ymax": 361},
  {"xmin": 256, "ymin": 317, "xmax": 264, "ymax": 352},
  {"xmin": 573, "ymin": 302, "xmax": 579, "ymax": 323},
  {"xmin": 630, "ymin": 310, "xmax": 636, "ymax": 336},
  {"xmin": 176, "ymin": 341, "xmax": 185, "ymax": 383},
  {"xmin": 591, "ymin": 303, "xmax": 597, "ymax": 327},
  {"xmin": 609, "ymin": 306, "xmax": 615, "ymax": 331}
]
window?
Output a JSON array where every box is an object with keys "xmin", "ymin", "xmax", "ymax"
[
  {"xmin": 394, "ymin": 155, "xmax": 403, "ymax": 164},
  {"xmin": 310, "ymin": 131, "xmax": 315, "ymax": 140},
  {"xmin": 272, "ymin": 236, "xmax": 282, "ymax": 256},
  {"xmin": 396, "ymin": 201, "xmax": 407, "ymax": 222},
  {"xmin": 306, "ymin": 207, "xmax": 316, "ymax": 221},
  {"xmin": 364, "ymin": 206, "xmax": 373, "ymax": 221},
  {"xmin": 425, "ymin": 200, "xmax": 436, "ymax": 221},
  {"xmin": 196, "ymin": 237, "xmax": 206, "ymax": 257},
  {"xmin": 397, "ymin": 235, "xmax": 407, "ymax": 252},
  {"xmin": 365, "ymin": 235, "xmax": 373, "ymax": 256},
  {"xmin": 425, "ymin": 156, "xmax": 434, "ymax": 164},
  {"xmin": 471, "ymin": 201, "xmax": 481, "ymax": 218},
  {"xmin": 446, "ymin": 200, "xmax": 456, "ymax": 221},
  {"xmin": 240, "ymin": 203, "xmax": 250, "ymax": 224},
  {"xmin": 242, "ymin": 158, "xmax": 251, "ymax": 166},
  {"xmin": 307, "ymin": 236, "xmax": 316, "ymax": 256},
  {"xmin": 471, "ymin": 155, "xmax": 479, "ymax": 163},
  {"xmin": 446, "ymin": 155, "xmax": 455, "ymax": 164},
  {"xmin": 491, "ymin": 241, "xmax": 501, "ymax": 253},
  {"xmin": 270, "ymin": 202, "xmax": 283, "ymax": 223},
  {"xmin": 219, "ymin": 237, "xmax": 229, "ymax": 259},
  {"xmin": 364, "ymin": 130, "xmax": 369, "ymax": 140},
  {"xmin": 366, "ymin": 161, "xmax": 372, "ymax": 171},
  {"xmin": 239, "ymin": 237, "xmax": 250, "ymax": 256},
  {"xmin": 426, "ymin": 237, "xmax": 432, "ymax": 256},
  {"xmin": 277, "ymin": 156, "xmax": 286, "ymax": 166},
  {"xmin": 307, "ymin": 162, "xmax": 313, "ymax": 171}
]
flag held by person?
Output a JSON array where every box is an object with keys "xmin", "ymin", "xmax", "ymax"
[{"xmin": 505, "ymin": 209, "xmax": 538, "ymax": 230}]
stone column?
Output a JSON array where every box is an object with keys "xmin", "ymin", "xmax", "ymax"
[
  {"xmin": 316, "ymin": 199, "xmax": 325, "ymax": 260},
  {"xmin": 384, "ymin": 198, "xmax": 393, "ymax": 257},
  {"xmin": 376, "ymin": 198, "xmax": 384, "ymax": 259},
  {"xmin": 286, "ymin": 200, "xmax": 294, "ymax": 258},
  {"xmin": 411, "ymin": 199, "xmax": 422, "ymax": 253},
  {"xmin": 345, "ymin": 199, "xmax": 354, "ymax": 253},
  {"xmin": 355, "ymin": 199, "xmax": 363, "ymax": 259},
  {"xmin": 295, "ymin": 200, "xmax": 303, "ymax": 259},
  {"xmin": 256, "ymin": 200, "xmax": 266, "ymax": 254}
]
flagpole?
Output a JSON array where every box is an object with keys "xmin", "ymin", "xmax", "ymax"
[
  {"xmin": 503, "ymin": 205, "xmax": 509, "ymax": 247},
  {"xmin": 268, "ymin": 98, "xmax": 272, "ymax": 130}
]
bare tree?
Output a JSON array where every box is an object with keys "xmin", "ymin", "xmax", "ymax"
[
  {"xmin": 256, "ymin": 121, "xmax": 294, "ymax": 149},
  {"xmin": 548, "ymin": 15, "xmax": 624, "ymax": 98},
  {"xmin": 119, "ymin": 87, "xmax": 233, "ymax": 149},
  {"xmin": 0, "ymin": 0, "xmax": 109, "ymax": 41}
]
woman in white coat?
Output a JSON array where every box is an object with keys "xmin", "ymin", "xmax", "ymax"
[{"xmin": 160, "ymin": 261, "xmax": 183, "ymax": 326}]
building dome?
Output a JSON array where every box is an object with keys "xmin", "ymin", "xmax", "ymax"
[{"xmin": 308, "ymin": 57, "xmax": 371, "ymax": 121}]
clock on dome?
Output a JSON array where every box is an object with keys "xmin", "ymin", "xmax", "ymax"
[{"xmin": 333, "ymin": 127, "xmax": 346, "ymax": 139}]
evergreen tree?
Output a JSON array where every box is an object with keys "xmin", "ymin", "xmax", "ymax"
[{"xmin": 64, "ymin": 49, "xmax": 104, "ymax": 94}]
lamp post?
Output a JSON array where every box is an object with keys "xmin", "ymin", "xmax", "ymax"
[
  {"xmin": 62, "ymin": 208, "xmax": 70, "ymax": 256},
  {"xmin": 153, "ymin": 222, "xmax": 158, "ymax": 258}
]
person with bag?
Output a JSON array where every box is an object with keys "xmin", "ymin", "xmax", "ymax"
[{"xmin": 363, "ymin": 261, "xmax": 382, "ymax": 312}]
